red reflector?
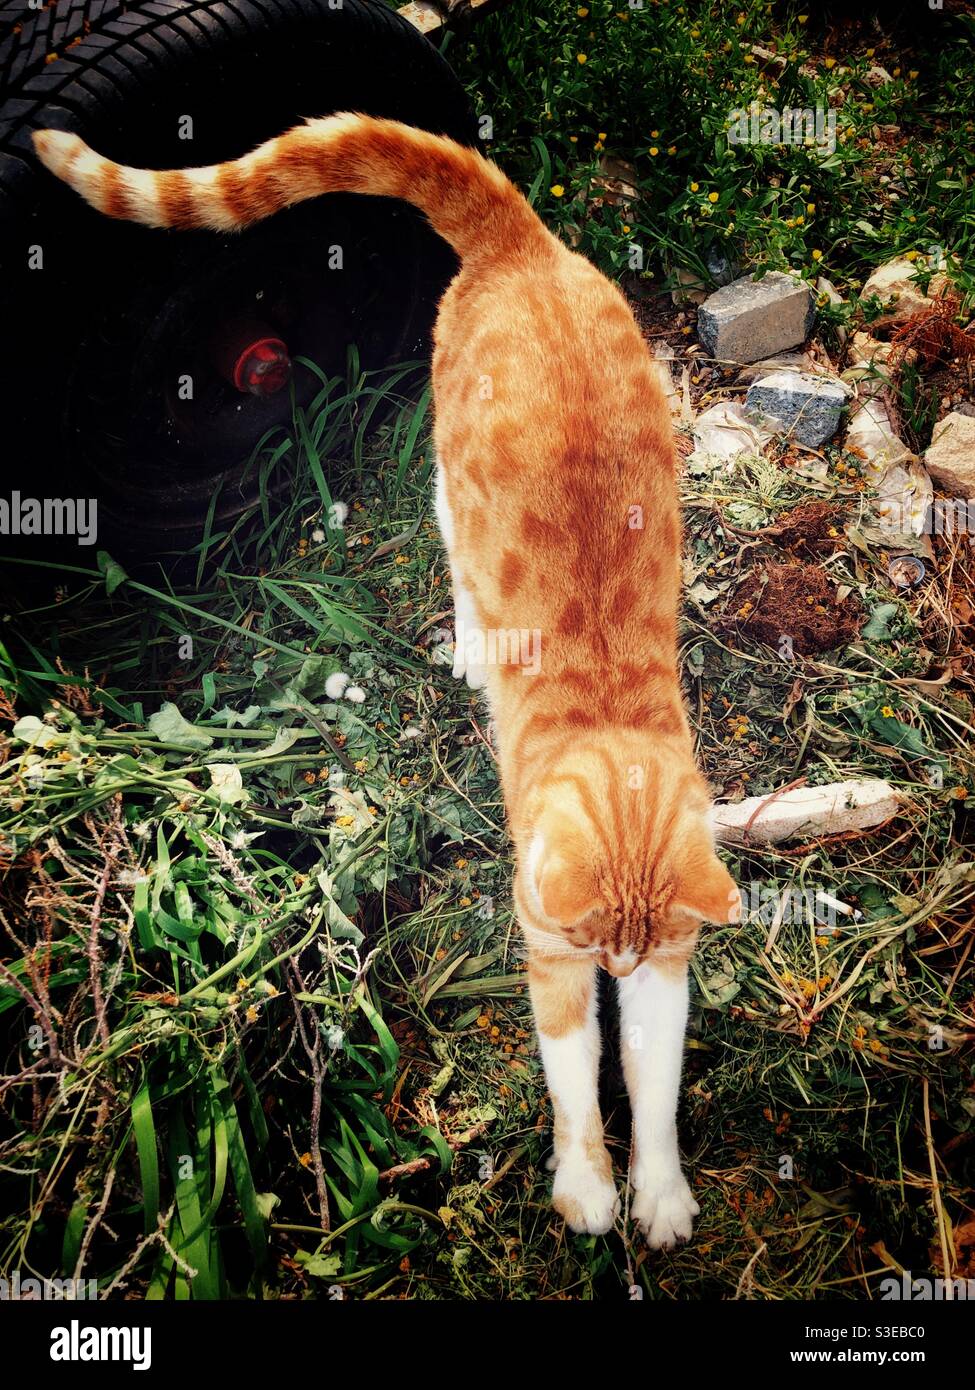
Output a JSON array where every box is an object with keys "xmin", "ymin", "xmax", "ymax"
[{"xmin": 232, "ymin": 337, "xmax": 291, "ymax": 396}]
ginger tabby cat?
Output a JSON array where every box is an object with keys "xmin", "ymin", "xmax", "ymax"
[{"xmin": 34, "ymin": 113, "xmax": 740, "ymax": 1248}]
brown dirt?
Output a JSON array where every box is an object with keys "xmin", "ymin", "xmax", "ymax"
[
  {"xmin": 768, "ymin": 501, "xmax": 848, "ymax": 556},
  {"xmin": 724, "ymin": 561, "xmax": 864, "ymax": 656}
]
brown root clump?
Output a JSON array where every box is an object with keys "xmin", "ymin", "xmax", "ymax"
[
  {"xmin": 889, "ymin": 293, "xmax": 975, "ymax": 371},
  {"xmin": 768, "ymin": 501, "xmax": 848, "ymax": 555},
  {"xmin": 726, "ymin": 561, "xmax": 864, "ymax": 656}
]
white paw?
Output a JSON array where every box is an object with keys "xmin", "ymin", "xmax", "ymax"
[
  {"xmin": 630, "ymin": 1168, "xmax": 699, "ymax": 1249},
  {"xmin": 450, "ymin": 641, "xmax": 487, "ymax": 689},
  {"xmin": 552, "ymin": 1159, "xmax": 620, "ymax": 1235}
]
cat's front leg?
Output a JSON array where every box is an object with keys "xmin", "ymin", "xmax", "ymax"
[
  {"xmin": 432, "ymin": 461, "xmax": 487, "ymax": 690},
  {"xmin": 618, "ymin": 962, "xmax": 700, "ymax": 1249},
  {"xmin": 528, "ymin": 950, "xmax": 619, "ymax": 1235}
]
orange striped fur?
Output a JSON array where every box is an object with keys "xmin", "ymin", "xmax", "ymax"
[{"xmin": 34, "ymin": 114, "xmax": 738, "ymax": 1242}]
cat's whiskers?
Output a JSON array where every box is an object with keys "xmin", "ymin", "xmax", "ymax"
[{"xmin": 518, "ymin": 925, "xmax": 599, "ymax": 960}]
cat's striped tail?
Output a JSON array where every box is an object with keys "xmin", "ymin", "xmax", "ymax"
[{"xmin": 32, "ymin": 112, "xmax": 543, "ymax": 260}]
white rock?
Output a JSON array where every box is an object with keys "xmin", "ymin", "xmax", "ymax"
[
  {"xmin": 925, "ymin": 411, "xmax": 975, "ymax": 497},
  {"xmin": 861, "ymin": 256, "xmax": 949, "ymax": 330},
  {"xmin": 713, "ymin": 779, "xmax": 901, "ymax": 847}
]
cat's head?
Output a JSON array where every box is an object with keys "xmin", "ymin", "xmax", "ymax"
[{"xmin": 513, "ymin": 731, "xmax": 739, "ymax": 974}]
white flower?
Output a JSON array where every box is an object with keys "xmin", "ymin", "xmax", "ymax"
[
  {"xmin": 230, "ymin": 829, "xmax": 263, "ymax": 850},
  {"xmin": 400, "ymin": 725, "xmax": 423, "ymax": 740},
  {"xmin": 328, "ymin": 499, "xmax": 349, "ymax": 530},
  {"xmin": 116, "ymin": 869, "xmax": 148, "ymax": 888},
  {"xmin": 344, "ymin": 685, "xmax": 366, "ymax": 704},
  {"xmin": 311, "ymin": 526, "xmax": 325, "ymax": 544},
  {"xmin": 324, "ymin": 671, "xmax": 350, "ymax": 699}
]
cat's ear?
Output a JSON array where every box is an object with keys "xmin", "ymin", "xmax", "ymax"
[
  {"xmin": 527, "ymin": 830, "xmax": 599, "ymax": 926},
  {"xmin": 672, "ymin": 848, "xmax": 741, "ymax": 925}
]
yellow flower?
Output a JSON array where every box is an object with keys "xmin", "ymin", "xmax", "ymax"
[
  {"xmin": 569, "ymin": 135, "xmax": 578, "ymax": 143},
  {"xmin": 909, "ymin": 69, "xmax": 919, "ymax": 79},
  {"xmin": 550, "ymin": 184, "xmax": 565, "ymax": 198},
  {"xmin": 811, "ymin": 248, "xmax": 823, "ymax": 260},
  {"xmin": 621, "ymin": 223, "xmax": 631, "ymax": 233},
  {"xmin": 824, "ymin": 57, "xmax": 836, "ymax": 69},
  {"xmin": 797, "ymin": 12, "xmax": 808, "ymax": 22},
  {"xmin": 690, "ymin": 181, "xmax": 700, "ymax": 192},
  {"xmin": 881, "ymin": 706, "xmax": 895, "ymax": 718},
  {"xmin": 862, "ymin": 102, "xmax": 874, "ymax": 113},
  {"xmin": 336, "ymin": 815, "xmax": 355, "ymax": 827},
  {"xmin": 806, "ymin": 202, "xmax": 816, "ymax": 214},
  {"xmin": 650, "ymin": 129, "xmax": 659, "ymax": 138},
  {"xmin": 708, "ymin": 191, "xmax": 719, "ymax": 203},
  {"xmin": 577, "ymin": 5, "xmax": 588, "ymax": 14},
  {"xmin": 904, "ymin": 249, "xmax": 918, "ymax": 260},
  {"xmin": 598, "ymin": 131, "xmax": 607, "ymax": 141},
  {"xmin": 649, "ymin": 146, "xmax": 659, "ymax": 156},
  {"xmin": 576, "ymin": 52, "xmax": 587, "ymax": 64},
  {"xmin": 668, "ymin": 145, "xmax": 677, "ymax": 155}
]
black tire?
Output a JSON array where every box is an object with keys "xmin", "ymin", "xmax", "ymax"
[{"xmin": 0, "ymin": 0, "xmax": 474, "ymax": 563}]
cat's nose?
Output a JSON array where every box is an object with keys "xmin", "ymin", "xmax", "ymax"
[{"xmin": 602, "ymin": 950, "xmax": 638, "ymax": 978}]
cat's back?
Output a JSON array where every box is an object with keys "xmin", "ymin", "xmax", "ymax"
[{"xmin": 432, "ymin": 243, "xmax": 676, "ymax": 522}]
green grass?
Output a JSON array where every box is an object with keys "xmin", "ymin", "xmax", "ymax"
[
  {"xmin": 445, "ymin": 0, "xmax": 975, "ymax": 305},
  {"xmin": 1, "ymin": 2, "xmax": 974, "ymax": 1301}
]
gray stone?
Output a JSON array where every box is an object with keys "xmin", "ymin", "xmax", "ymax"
[
  {"xmin": 705, "ymin": 244, "xmax": 739, "ymax": 287},
  {"xmin": 697, "ymin": 271, "xmax": 815, "ymax": 364},
  {"xmin": 744, "ymin": 370, "xmax": 849, "ymax": 447}
]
